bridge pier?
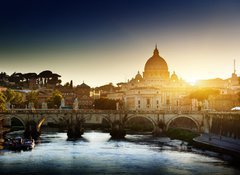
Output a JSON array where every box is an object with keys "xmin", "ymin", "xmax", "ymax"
[
  {"xmin": 67, "ymin": 115, "xmax": 84, "ymax": 139},
  {"xmin": 24, "ymin": 121, "xmax": 40, "ymax": 140},
  {"xmin": 110, "ymin": 121, "xmax": 126, "ymax": 139},
  {"xmin": 2, "ymin": 109, "xmax": 239, "ymax": 142},
  {"xmin": 152, "ymin": 126, "xmax": 163, "ymax": 137},
  {"xmin": 67, "ymin": 124, "xmax": 84, "ymax": 139},
  {"xmin": 0, "ymin": 118, "xmax": 5, "ymax": 148},
  {"xmin": 152, "ymin": 119, "xmax": 166, "ymax": 137}
]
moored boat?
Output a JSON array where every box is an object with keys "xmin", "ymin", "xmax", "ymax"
[{"xmin": 4, "ymin": 137, "xmax": 35, "ymax": 151}]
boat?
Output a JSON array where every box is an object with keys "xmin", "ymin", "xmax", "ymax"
[{"xmin": 4, "ymin": 137, "xmax": 35, "ymax": 151}]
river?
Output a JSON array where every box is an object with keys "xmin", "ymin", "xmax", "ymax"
[{"xmin": 0, "ymin": 131, "xmax": 239, "ymax": 175}]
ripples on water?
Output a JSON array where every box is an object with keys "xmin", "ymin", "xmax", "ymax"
[{"xmin": 0, "ymin": 131, "xmax": 239, "ymax": 175}]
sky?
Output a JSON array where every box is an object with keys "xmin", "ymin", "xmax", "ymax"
[{"xmin": 0, "ymin": 0, "xmax": 240, "ymax": 87}]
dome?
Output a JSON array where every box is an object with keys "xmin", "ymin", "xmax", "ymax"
[
  {"xmin": 77, "ymin": 82, "xmax": 90, "ymax": 89},
  {"xmin": 135, "ymin": 71, "xmax": 143, "ymax": 81},
  {"xmin": 143, "ymin": 46, "xmax": 169, "ymax": 80},
  {"xmin": 171, "ymin": 71, "xmax": 178, "ymax": 81},
  {"xmin": 144, "ymin": 47, "xmax": 168, "ymax": 71}
]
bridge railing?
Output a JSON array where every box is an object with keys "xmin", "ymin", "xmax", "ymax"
[{"xmin": 0, "ymin": 109, "xmax": 205, "ymax": 115}]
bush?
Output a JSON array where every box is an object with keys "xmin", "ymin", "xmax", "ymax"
[{"xmin": 166, "ymin": 128, "xmax": 199, "ymax": 144}]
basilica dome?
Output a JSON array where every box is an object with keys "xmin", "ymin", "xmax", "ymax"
[
  {"xmin": 143, "ymin": 46, "xmax": 169, "ymax": 80},
  {"xmin": 144, "ymin": 47, "xmax": 168, "ymax": 71}
]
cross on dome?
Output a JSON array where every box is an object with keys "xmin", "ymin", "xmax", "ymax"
[{"xmin": 153, "ymin": 44, "xmax": 159, "ymax": 56}]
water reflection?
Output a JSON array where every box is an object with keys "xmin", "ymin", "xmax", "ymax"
[
  {"xmin": 83, "ymin": 131, "xmax": 110, "ymax": 142},
  {"xmin": 0, "ymin": 131, "xmax": 239, "ymax": 175}
]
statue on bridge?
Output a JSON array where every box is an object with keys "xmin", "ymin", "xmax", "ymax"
[
  {"xmin": 6, "ymin": 102, "xmax": 11, "ymax": 110},
  {"xmin": 73, "ymin": 98, "xmax": 79, "ymax": 110},
  {"xmin": 41, "ymin": 102, "xmax": 48, "ymax": 109},
  {"xmin": 28, "ymin": 102, "xmax": 35, "ymax": 110},
  {"xmin": 60, "ymin": 98, "xmax": 65, "ymax": 109}
]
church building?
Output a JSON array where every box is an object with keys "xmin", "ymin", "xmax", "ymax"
[{"xmin": 108, "ymin": 46, "xmax": 192, "ymax": 111}]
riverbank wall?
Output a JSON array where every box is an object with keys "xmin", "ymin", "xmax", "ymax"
[{"xmin": 193, "ymin": 133, "xmax": 240, "ymax": 159}]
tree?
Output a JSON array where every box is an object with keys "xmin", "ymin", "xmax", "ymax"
[
  {"xmin": 47, "ymin": 90, "xmax": 63, "ymax": 108},
  {"xmin": 0, "ymin": 72, "xmax": 8, "ymax": 80},
  {"xmin": 189, "ymin": 88, "xmax": 219, "ymax": 101},
  {"xmin": 0, "ymin": 92, "xmax": 6, "ymax": 111},
  {"xmin": 48, "ymin": 73, "xmax": 61, "ymax": 86},
  {"xmin": 26, "ymin": 91, "xmax": 39, "ymax": 106},
  {"xmin": 11, "ymin": 91, "xmax": 24, "ymax": 107},
  {"xmin": 64, "ymin": 82, "xmax": 70, "ymax": 87},
  {"xmin": 38, "ymin": 70, "xmax": 53, "ymax": 86},
  {"xmin": 94, "ymin": 98, "xmax": 117, "ymax": 110},
  {"xmin": 4, "ymin": 89, "xmax": 16, "ymax": 103},
  {"xmin": 8, "ymin": 72, "xmax": 23, "ymax": 85},
  {"xmin": 0, "ymin": 72, "xmax": 9, "ymax": 85},
  {"xmin": 23, "ymin": 73, "xmax": 38, "ymax": 83},
  {"xmin": 63, "ymin": 80, "xmax": 73, "ymax": 88},
  {"xmin": 3, "ymin": 89, "xmax": 24, "ymax": 108}
]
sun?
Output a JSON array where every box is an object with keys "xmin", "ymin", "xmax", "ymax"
[{"xmin": 185, "ymin": 78, "xmax": 198, "ymax": 86}]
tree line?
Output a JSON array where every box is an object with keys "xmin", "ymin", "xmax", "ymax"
[
  {"xmin": 0, "ymin": 70, "xmax": 61, "ymax": 89},
  {"xmin": 0, "ymin": 89, "xmax": 63, "ymax": 111}
]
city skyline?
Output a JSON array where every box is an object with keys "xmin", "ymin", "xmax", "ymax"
[
  {"xmin": 0, "ymin": 1, "xmax": 240, "ymax": 174},
  {"xmin": 1, "ymin": 0, "xmax": 240, "ymax": 87}
]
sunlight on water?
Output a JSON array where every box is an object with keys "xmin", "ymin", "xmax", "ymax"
[
  {"xmin": 0, "ymin": 131, "xmax": 239, "ymax": 175},
  {"xmin": 83, "ymin": 131, "xmax": 111, "ymax": 143}
]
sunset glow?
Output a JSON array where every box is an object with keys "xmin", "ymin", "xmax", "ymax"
[
  {"xmin": 0, "ymin": 0, "xmax": 239, "ymax": 87},
  {"xmin": 1, "ymin": 1, "xmax": 240, "ymax": 175}
]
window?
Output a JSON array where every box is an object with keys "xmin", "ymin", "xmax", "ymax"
[
  {"xmin": 147, "ymin": 98, "xmax": 150, "ymax": 108},
  {"xmin": 166, "ymin": 99, "xmax": 170, "ymax": 105},
  {"xmin": 147, "ymin": 99, "xmax": 150, "ymax": 105},
  {"xmin": 166, "ymin": 96, "xmax": 170, "ymax": 105}
]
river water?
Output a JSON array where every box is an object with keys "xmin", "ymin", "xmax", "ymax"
[{"xmin": 0, "ymin": 131, "xmax": 239, "ymax": 175}]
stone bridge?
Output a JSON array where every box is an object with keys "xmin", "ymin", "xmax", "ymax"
[{"xmin": 0, "ymin": 109, "xmax": 239, "ymax": 139}]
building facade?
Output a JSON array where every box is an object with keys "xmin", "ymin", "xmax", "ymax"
[
  {"xmin": 108, "ymin": 46, "xmax": 192, "ymax": 111},
  {"xmin": 75, "ymin": 83, "xmax": 94, "ymax": 109}
]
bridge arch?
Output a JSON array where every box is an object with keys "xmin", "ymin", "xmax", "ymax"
[
  {"xmin": 11, "ymin": 116, "xmax": 25, "ymax": 128},
  {"xmin": 99, "ymin": 114, "xmax": 114, "ymax": 127},
  {"xmin": 36, "ymin": 114, "xmax": 66, "ymax": 131},
  {"xmin": 125, "ymin": 114, "xmax": 157, "ymax": 129},
  {"xmin": 37, "ymin": 117, "xmax": 46, "ymax": 131},
  {"xmin": 85, "ymin": 113, "xmax": 114, "ymax": 126},
  {"xmin": 166, "ymin": 115, "xmax": 200, "ymax": 131}
]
